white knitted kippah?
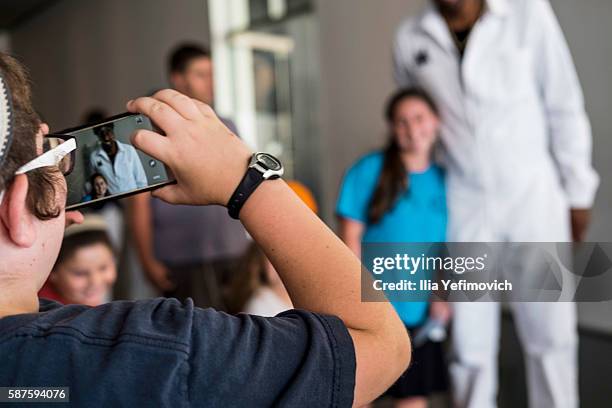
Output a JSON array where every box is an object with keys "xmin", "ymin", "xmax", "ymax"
[
  {"xmin": 63, "ymin": 214, "xmax": 109, "ymax": 239},
  {"xmin": 0, "ymin": 74, "xmax": 13, "ymax": 168}
]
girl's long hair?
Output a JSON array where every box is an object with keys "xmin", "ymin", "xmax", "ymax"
[{"xmin": 367, "ymin": 88, "xmax": 439, "ymax": 224}]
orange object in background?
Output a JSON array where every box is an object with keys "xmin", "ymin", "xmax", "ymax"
[{"xmin": 286, "ymin": 180, "xmax": 318, "ymax": 214}]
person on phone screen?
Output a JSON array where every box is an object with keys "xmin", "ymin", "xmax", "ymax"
[
  {"xmin": 89, "ymin": 122, "xmax": 147, "ymax": 194},
  {"xmin": 82, "ymin": 173, "xmax": 111, "ymax": 202}
]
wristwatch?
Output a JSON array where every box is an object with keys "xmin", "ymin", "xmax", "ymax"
[{"xmin": 227, "ymin": 152, "xmax": 284, "ymax": 219}]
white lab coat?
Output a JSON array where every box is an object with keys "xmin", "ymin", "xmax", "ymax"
[
  {"xmin": 394, "ymin": 0, "xmax": 599, "ymax": 243},
  {"xmin": 89, "ymin": 141, "xmax": 148, "ymax": 195},
  {"xmin": 394, "ymin": 0, "xmax": 597, "ymax": 407}
]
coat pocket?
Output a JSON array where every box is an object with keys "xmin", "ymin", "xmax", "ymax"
[{"xmin": 479, "ymin": 47, "xmax": 535, "ymax": 103}]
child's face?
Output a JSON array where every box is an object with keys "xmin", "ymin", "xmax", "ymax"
[
  {"xmin": 93, "ymin": 176, "xmax": 108, "ymax": 197},
  {"xmin": 392, "ymin": 98, "xmax": 439, "ymax": 157},
  {"xmin": 51, "ymin": 243, "xmax": 116, "ymax": 306}
]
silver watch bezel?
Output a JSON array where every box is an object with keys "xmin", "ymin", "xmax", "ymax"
[{"xmin": 249, "ymin": 152, "xmax": 284, "ymax": 179}]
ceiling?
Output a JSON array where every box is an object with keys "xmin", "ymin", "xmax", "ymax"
[{"xmin": 0, "ymin": 0, "xmax": 59, "ymax": 30}]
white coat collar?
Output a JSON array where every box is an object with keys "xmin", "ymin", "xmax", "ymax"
[
  {"xmin": 486, "ymin": 0, "xmax": 510, "ymax": 16},
  {"xmin": 94, "ymin": 140, "xmax": 125, "ymax": 161},
  {"xmin": 419, "ymin": 4, "xmax": 454, "ymax": 52},
  {"xmin": 419, "ymin": 0, "xmax": 509, "ymax": 51}
]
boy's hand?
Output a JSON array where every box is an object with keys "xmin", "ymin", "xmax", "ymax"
[
  {"xmin": 145, "ymin": 259, "xmax": 175, "ymax": 292},
  {"xmin": 570, "ymin": 208, "xmax": 591, "ymax": 242},
  {"xmin": 127, "ymin": 89, "xmax": 252, "ymax": 206}
]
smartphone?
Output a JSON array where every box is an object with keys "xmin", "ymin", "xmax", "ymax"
[{"xmin": 63, "ymin": 112, "xmax": 175, "ymax": 210}]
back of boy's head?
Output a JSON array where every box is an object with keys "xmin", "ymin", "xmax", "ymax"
[
  {"xmin": 0, "ymin": 53, "xmax": 60, "ymax": 220},
  {"xmin": 0, "ymin": 54, "xmax": 38, "ymax": 192}
]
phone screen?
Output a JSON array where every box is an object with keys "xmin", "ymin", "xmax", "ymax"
[{"xmin": 64, "ymin": 113, "xmax": 174, "ymax": 210}]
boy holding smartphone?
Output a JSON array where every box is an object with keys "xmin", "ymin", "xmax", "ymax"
[
  {"xmin": 0, "ymin": 53, "xmax": 409, "ymax": 406},
  {"xmin": 129, "ymin": 44, "xmax": 249, "ymax": 309}
]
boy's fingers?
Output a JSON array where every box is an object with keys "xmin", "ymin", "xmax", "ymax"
[
  {"xmin": 190, "ymin": 98, "xmax": 217, "ymax": 118},
  {"xmin": 153, "ymin": 89, "xmax": 202, "ymax": 121},
  {"xmin": 127, "ymin": 96, "xmax": 184, "ymax": 134},
  {"xmin": 65, "ymin": 211, "xmax": 84, "ymax": 228},
  {"xmin": 39, "ymin": 123, "xmax": 50, "ymax": 136},
  {"xmin": 151, "ymin": 184, "xmax": 184, "ymax": 204},
  {"xmin": 131, "ymin": 129, "xmax": 172, "ymax": 164}
]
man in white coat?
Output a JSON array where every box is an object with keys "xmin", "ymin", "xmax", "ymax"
[{"xmin": 394, "ymin": 0, "xmax": 599, "ymax": 407}]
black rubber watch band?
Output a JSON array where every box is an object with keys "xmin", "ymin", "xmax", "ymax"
[{"xmin": 227, "ymin": 167, "xmax": 265, "ymax": 219}]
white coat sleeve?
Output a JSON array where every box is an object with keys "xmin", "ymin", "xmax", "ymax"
[
  {"xmin": 533, "ymin": 0, "xmax": 599, "ymax": 208},
  {"xmin": 130, "ymin": 148, "xmax": 148, "ymax": 188}
]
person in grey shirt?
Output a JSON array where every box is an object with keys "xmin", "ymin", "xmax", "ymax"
[{"xmin": 129, "ymin": 44, "xmax": 249, "ymax": 310}]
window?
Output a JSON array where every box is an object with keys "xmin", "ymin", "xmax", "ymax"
[{"xmin": 208, "ymin": 0, "xmax": 316, "ymax": 179}]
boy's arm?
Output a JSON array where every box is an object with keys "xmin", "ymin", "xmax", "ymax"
[
  {"xmin": 338, "ymin": 217, "xmax": 365, "ymax": 259},
  {"xmin": 242, "ymin": 183, "xmax": 409, "ymax": 405},
  {"xmin": 127, "ymin": 90, "xmax": 410, "ymax": 406}
]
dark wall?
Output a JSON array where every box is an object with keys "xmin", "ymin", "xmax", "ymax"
[{"xmin": 10, "ymin": 0, "xmax": 210, "ymax": 130}]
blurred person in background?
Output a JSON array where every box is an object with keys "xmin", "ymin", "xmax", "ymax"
[
  {"xmin": 39, "ymin": 215, "xmax": 116, "ymax": 306},
  {"xmin": 337, "ymin": 88, "xmax": 450, "ymax": 408},
  {"xmin": 227, "ymin": 180, "xmax": 317, "ymax": 316},
  {"xmin": 394, "ymin": 0, "xmax": 599, "ymax": 407},
  {"xmin": 226, "ymin": 243, "xmax": 291, "ymax": 316},
  {"xmin": 82, "ymin": 108, "xmax": 107, "ymax": 126},
  {"xmin": 129, "ymin": 44, "xmax": 249, "ymax": 310}
]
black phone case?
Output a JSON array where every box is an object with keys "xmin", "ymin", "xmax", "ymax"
[{"xmin": 62, "ymin": 112, "xmax": 176, "ymax": 211}]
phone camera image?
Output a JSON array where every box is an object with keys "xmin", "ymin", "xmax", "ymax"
[{"xmin": 63, "ymin": 114, "xmax": 173, "ymax": 209}]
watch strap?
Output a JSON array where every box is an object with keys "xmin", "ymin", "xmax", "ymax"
[{"xmin": 227, "ymin": 167, "xmax": 265, "ymax": 219}]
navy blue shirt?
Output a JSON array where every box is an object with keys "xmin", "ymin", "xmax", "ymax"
[{"xmin": 0, "ymin": 298, "xmax": 355, "ymax": 407}]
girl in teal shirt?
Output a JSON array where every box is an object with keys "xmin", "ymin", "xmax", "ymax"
[{"xmin": 337, "ymin": 88, "xmax": 449, "ymax": 407}]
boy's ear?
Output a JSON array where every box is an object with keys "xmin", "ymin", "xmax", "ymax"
[{"xmin": 0, "ymin": 174, "xmax": 36, "ymax": 248}]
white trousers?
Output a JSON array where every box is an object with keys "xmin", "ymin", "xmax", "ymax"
[{"xmin": 450, "ymin": 302, "xmax": 578, "ymax": 408}]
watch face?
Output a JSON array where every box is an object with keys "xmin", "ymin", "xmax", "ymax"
[{"xmin": 256, "ymin": 153, "xmax": 282, "ymax": 171}]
